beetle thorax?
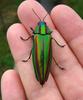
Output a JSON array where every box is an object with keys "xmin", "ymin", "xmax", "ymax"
[
  {"xmin": 34, "ymin": 21, "xmax": 52, "ymax": 35},
  {"xmin": 38, "ymin": 21, "xmax": 47, "ymax": 35},
  {"xmin": 32, "ymin": 9, "xmax": 52, "ymax": 35}
]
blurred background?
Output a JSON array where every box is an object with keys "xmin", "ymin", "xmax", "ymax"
[{"xmin": 0, "ymin": 0, "xmax": 83, "ymax": 99}]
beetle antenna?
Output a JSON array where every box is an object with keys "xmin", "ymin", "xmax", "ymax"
[
  {"xmin": 43, "ymin": 13, "xmax": 48, "ymax": 21},
  {"xmin": 32, "ymin": 9, "xmax": 41, "ymax": 21}
]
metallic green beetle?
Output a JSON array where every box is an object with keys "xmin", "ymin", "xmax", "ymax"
[{"xmin": 20, "ymin": 9, "xmax": 65, "ymax": 85}]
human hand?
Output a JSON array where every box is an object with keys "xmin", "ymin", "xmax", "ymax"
[{"xmin": 1, "ymin": 0, "xmax": 83, "ymax": 100}]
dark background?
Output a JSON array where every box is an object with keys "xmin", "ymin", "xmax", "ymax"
[{"xmin": 0, "ymin": 0, "xmax": 83, "ymax": 99}]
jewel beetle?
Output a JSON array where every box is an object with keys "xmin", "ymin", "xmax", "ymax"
[{"xmin": 20, "ymin": 9, "xmax": 65, "ymax": 85}]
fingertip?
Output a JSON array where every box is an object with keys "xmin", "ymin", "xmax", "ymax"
[
  {"xmin": 1, "ymin": 70, "xmax": 16, "ymax": 84},
  {"xmin": 17, "ymin": 0, "xmax": 40, "ymax": 21},
  {"xmin": 51, "ymin": 4, "xmax": 82, "ymax": 42},
  {"xmin": 51, "ymin": 4, "xmax": 81, "ymax": 18},
  {"xmin": 17, "ymin": 0, "xmax": 54, "ymax": 31},
  {"xmin": 1, "ymin": 70, "xmax": 19, "ymax": 93},
  {"xmin": 1, "ymin": 70, "xmax": 16, "ymax": 99},
  {"xmin": 7, "ymin": 23, "xmax": 23, "ymax": 41},
  {"xmin": 1, "ymin": 70, "xmax": 26, "ymax": 100}
]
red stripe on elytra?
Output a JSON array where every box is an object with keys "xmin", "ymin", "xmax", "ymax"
[{"xmin": 35, "ymin": 36, "xmax": 42, "ymax": 83}]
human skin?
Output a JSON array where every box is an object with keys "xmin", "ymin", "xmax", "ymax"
[{"xmin": 1, "ymin": 0, "xmax": 83, "ymax": 100}]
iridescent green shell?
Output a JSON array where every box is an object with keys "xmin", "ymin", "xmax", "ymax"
[{"xmin": 32, "ymin": 21, "xmax": 52, "ymax": 85}]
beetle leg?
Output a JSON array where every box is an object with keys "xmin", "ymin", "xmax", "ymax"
[
  {"xmin": 30, "ymin": 27, "xmax": 34, "ymax": 32},
  {"xmin": 52, "ymin": 38, "xmax": 65, "ymax": 47},
  {"xmin": 22, "ymin": 49, "xmax": 32, "ymax": 62},
  {"xmin": 20, "ymin": 36, "xmax": 33, "ymax": 41},
  {"xmin": 52, "ymin": 56, "xmax": 65, "ymax": 70}
]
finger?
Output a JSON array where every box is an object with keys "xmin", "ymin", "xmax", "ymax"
[
  {"xmin": 7, "ymin": 23, "xmax": 41, "ymax": 97},
  {"xmin": 52, "ymin": 29, "xmax": 83, "ymax": 99},
  {"xmin": 50, "ymin": 5, "xmax": 83, "ymax": 99},
  {"xmin": 7, "ymin": 23, "xmax": 62, "ymax": 99},
  {"xmin": 1, "ymin": 70, "xmax": 26, "ymax": 100},
  {"xmin": 17, "ymin": 0, "xmax": 54, "ymax": 34},
  {"xmin": 51, "ymin": 5, "xmax": 83, "ymax": 66}
]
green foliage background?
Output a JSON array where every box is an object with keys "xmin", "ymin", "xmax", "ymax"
[
  {"xmin": 0, "ymin": 0, "xmax": 23, "ymax": 99},
  {"xmin": 0, "ymin": 0, "xmax": 83, "ymax": 99}
]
